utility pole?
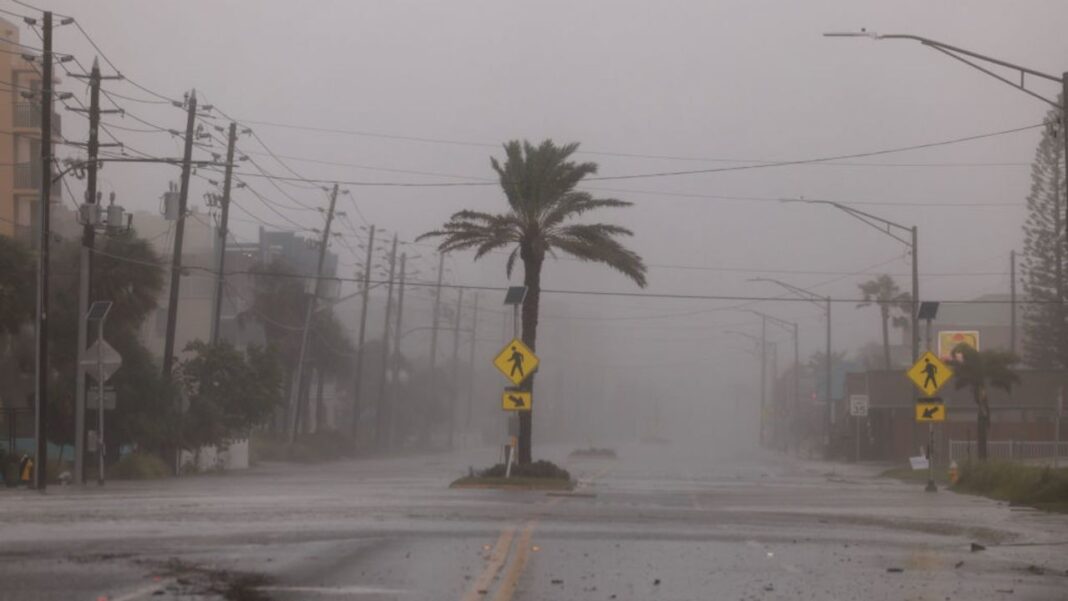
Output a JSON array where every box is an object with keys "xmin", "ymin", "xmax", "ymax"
[
  {"xmin": 448, "ymin": 287, "xmax": 463, "ymax": 449},
  {"xmin": 68, "ymin": 57, "xmax": 120, "ymax": 485},
  {"xmin": 423, "ymin": 251, "xmax": 445, "ymax": 445},
  {"xmin": 825, "ymin": 296, "xmax": 833, "ymax": 453},
  {"xmin": 32, "ymin": 11, "xmax": 53, "ymax": 491},
  {"xmin": 387, "ymin": 252, "xmax": 407, "ymax": 450},
  {"xmin": 1010, "ymin": 250, "xmax": 1017, "ymax": 357},
  {"xmin": 209, "ymin": 122, "xmax": 238, "ymax": 344},
  {"xmin": 289, "ymin": 183, "xmax": 340, "ymax": 442},
  {"xmin": 350, "ymin": 224, "xmax": 375, "ymax": 439},
  {"xmin": 375, "ymin": 235, "xmax": 398, "ymax": 450},
  {"xmin": 427, "ymin": 253, "xmax": 445, "ymax": 396},
  {"xmin": 161, "ymin": 90, "xmax": 198, "ymax": 380},
  {"xmin": 759, "ymin": 314, "xmax": 766, "ymax": 447},
  {"xmin": 465, "ymin": 292, "xmax": 479, "ymax": 433}
]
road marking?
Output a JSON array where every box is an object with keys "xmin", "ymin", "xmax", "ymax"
[
  {"xmin": 460, "ymin": 526, "xmax": 517, "ymax": 601},
  {"xmin": 107, "ymin": 584, "xmax": 166, "ymax": 601},
  {"xmin": 257, "ymin": 585, "xmax": 411, "ymax": 595},
  {"xmin": 491, "ymin": 521, "xmax": 536, "ymax": 601}
]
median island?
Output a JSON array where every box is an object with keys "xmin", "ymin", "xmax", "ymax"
[{"xmin": 451, "ymin": 460, "xmax": 574, "ymax": 491}]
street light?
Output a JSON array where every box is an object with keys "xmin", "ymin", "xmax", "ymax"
[
  {"xmin": 749, "ymin": 277, "xmax": 833, "ymax": 455},
  {"xmin": 824, "ymin": 30, "xmax": 1067, "ymax": 234},
  {"xmin": 781, "ymin": 197, "xmax": 918, "ymax": 365},
  {"xmin": 725, "ymin": 328, "xmax": 767, "ymax": 445},
  {"xmin": 750, "ymin": 310, "xmax": 800, "ymax": 452}
]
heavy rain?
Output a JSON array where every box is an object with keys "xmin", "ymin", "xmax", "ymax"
[{"xmin": 0, "ymin": 1, "xmax": 1066, "ymax": 599}]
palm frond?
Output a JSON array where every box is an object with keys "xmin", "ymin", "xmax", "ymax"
[{"xmin": 547, "ymin": 223, "xmax": 647, "ymax": 287}]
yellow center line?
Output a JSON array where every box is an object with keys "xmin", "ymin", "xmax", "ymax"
[
  {"xmin": 460, "ymin": 526, "xmax": 517, "ymax": 601},
  {"xmin": 491, "ymin": 521, "xmax": 536, "ymax": 601},
  {"xmin": 460, "ymin": 486, "xmax": 569, "ymax": 601}
]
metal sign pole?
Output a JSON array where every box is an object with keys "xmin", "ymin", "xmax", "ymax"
[{"xmin": 97, "ymin": 317, "xmax": 105, "ymax": 486}]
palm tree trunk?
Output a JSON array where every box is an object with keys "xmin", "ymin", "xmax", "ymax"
[
  {"xmin": 518, "ymin": 253, "xmax": 543, "ymax": 465},
  {"xmin": 881, "ymin": 306, "xmax": 891, "ymax": 370},
  {"xmin": 977, "ymin": 386, "xmax": 990, "ymax": 461}
]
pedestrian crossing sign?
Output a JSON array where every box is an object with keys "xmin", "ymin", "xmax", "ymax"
[
  {"xmin": 906, "ymin": 351, "xmax": 953, "ymax": 396},
  {"xmin": 493, "ymin": 338, "xmax": 539, "ymax": 386}
]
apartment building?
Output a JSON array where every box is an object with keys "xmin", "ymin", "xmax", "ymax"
[{"xmin": 0, "ymin": 16, "xmax": 63, "ymax": 243}]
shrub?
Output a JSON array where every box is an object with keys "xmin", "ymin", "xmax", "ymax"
[
  {"xmin": 249, "ymin": 430, "xmax": 358, "ymax": 464},
  {"xmin": 107, "ymin": 453, "xmax": 171, "ymax": 480},
  {"xmin": 479, "ymin": 459, "xmax": 570, "ymax": 480}
]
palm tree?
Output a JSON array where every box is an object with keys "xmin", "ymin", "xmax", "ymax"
[
  {"xmin": 419, "ymin": 139, "xmax": 647, "ymax": 463},
  {"xmin": 946, "ymin": 344, "xmax": 1019, "ymax": 461},
  {"xmin": 857, "ymin": 275, "xmax": 912, "ymax": 370}
]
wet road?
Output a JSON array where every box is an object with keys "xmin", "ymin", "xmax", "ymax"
[{"xmin": 1, "ymin": 444, "xmax": 1067, "ymax": 600}]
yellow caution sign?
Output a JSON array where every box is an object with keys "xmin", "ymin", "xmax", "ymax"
[
  {"xmin": 493, "ymin": 338, "xmax": 539, "ymax": 386},
  {"xmin": 906, "ymin": 351, "xmax": 953, "ymax": 396},
  {"xmin": 915, "ymin": 402, "xmax": 945, "ymax": 422},
  {"xmin": 501, "ymin": 389, "xmax": 532, "ymax": 412}
]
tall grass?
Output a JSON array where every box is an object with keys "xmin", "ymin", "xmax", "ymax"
[{"xmin": 954, "ymin": 461, "xmax": 1068, "ymax": 509}]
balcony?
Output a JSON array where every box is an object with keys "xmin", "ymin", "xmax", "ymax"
[
  {"xmin": 13, "ymin": 163, "xmax": 40, "ymax": 190},
  {"xmin": 12, "ymin": 103, "xmax": 63, "ymax": 135}
]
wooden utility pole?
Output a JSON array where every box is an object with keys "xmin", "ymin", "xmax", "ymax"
[
  {"xmin": 448, "ymin": 287, "xmax": 463, "ymax": 449},
  {"xmin": 465, "ymin": 292, "xmax": 479, "ymax": 431},
  {"xmin": 387, "ymin": 252, "xmax": 407, "ymax": 449},
  {"xmin": 375, "ymin": 235, "xmax": 398, "ymax": 450},
  {"xmin": 32, "ymin": 11, "xmax": 53, "ymax": 491},
  {"xmin": 161, "ymin": 90, "xmax": 198, "ymax": 380},
  {"xmin": 350, "ymin": 224, "xmax": 375, "ymax": 438},
  {"xmin": 422, "ymin": 252, "xmax": 445, "ymax": 445},
  {"xmin": 209, "ymin": 122, "xmax": 238, "ymax": 344},
  {"xmin": 68, "ymin": 57, "xmax": 120, "ymax": 485},
  {"xmin": 288, "ymin": 183, "xmax": 340, "ymax": 442}
]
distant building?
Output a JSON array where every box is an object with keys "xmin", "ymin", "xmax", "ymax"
[{"xmin": 0, "ymin": 17, "xmax": 64, "ymax": 244}]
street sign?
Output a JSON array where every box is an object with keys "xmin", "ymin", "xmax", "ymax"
[
  {"xmin": 906, "ymin": 351, "xmax": 953, "ymax": 397},
  {"xmin": 915, "ymin": 402, "xmax": 945, "ymax": 422},
  {"xmin": 493, "ymin": 338, "xmax": 539, "ymax": 386},
  {"xmin": 80, "ymin": 338, "xmax": 123, "ymax": 382},
  {"xmin": 501, "ymin": 389, "xmax": 532, "ymax": 411},
  {"xmin": 86, "ymin": 387, "xmax": 116, "ymax": 411},
  {"xmin": 849, "ymin": 394, "xmax": 869, "ymax": 417}
]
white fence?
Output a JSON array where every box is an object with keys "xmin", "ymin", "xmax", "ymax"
[
  {"xmin": 178, "ymin": 439, "xmax": 249, "ymax": 472},
  {"xmin": 948, "ymin": 440, "xmax": 1068, "ymax": 464}
]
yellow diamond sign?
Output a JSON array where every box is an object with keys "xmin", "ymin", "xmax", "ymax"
[
  {"xmin": 906, "ymin": 351, "xmax": 953, "ymax": 397},
  {"xmin": 501, "ymin": 389, "xmax": 532, "ymax": 412},
  {"xmin": 493, "ymin": 338, "xmax": 539, "ymax": 386}
]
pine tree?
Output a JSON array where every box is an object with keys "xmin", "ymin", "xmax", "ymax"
[{"xmin": 1021, "ymin": 97, "xmax": 1068, "ymax": 369}]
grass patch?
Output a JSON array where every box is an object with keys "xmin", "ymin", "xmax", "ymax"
[
  {"xmin": 569, "ymin": 447, "xmax": 618, "ymax": 459},
  {"xmin": 107, "ymin": 453, "xmax": 171, "ymax": 480},
  {"xmin": 249, "ymin": 430, "xmax": 357, "ymax": 464},
  {"xmin": 451, "ymin": 476, "xmax": 574, "ymax": 490},
  {"xmin": 450, "ymin": 459, "xmax": 573, "ymax": 490},
  {"xmin": 953, "ymin": 461, "xmax": 1068, "ymax": 512}
]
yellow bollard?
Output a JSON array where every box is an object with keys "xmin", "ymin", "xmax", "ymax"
[{"xmin": 948, "ymin": 460, "xmax": 959, "ymax": 485}]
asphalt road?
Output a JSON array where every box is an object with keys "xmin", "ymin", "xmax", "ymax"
[{"xmin": 1, "ymin": 443, "xmax": 1067, "ymax": 600}]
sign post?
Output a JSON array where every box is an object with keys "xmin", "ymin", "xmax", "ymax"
[
  {"xmin": 80, "ymin": 301, "xmax": 117, "ymax": 486},
  {"xmin": 906, "ymin": 348, "xmax": 952, "ymax": 493},
  {"xmin": 849, "ymin": 394, "xmax": 869, "ymax": 463}
]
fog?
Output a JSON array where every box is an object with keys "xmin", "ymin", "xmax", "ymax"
[{"xmin": 32, "ymin": 0, "xmax": 1067, "ymax": 454}]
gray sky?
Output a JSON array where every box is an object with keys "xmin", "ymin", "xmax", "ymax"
[{"xmin": 22, "ymin": 0, "xmax": 1068, "ymax": 438}]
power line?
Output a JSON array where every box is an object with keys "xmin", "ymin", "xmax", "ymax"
[
  {"xmin": 235, "ymin": 117, "xmax": 1038, "ymax": 169},
  {"xmin": 211, "ymin": 122, "xmax": 1042, "ymax": 188}
]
